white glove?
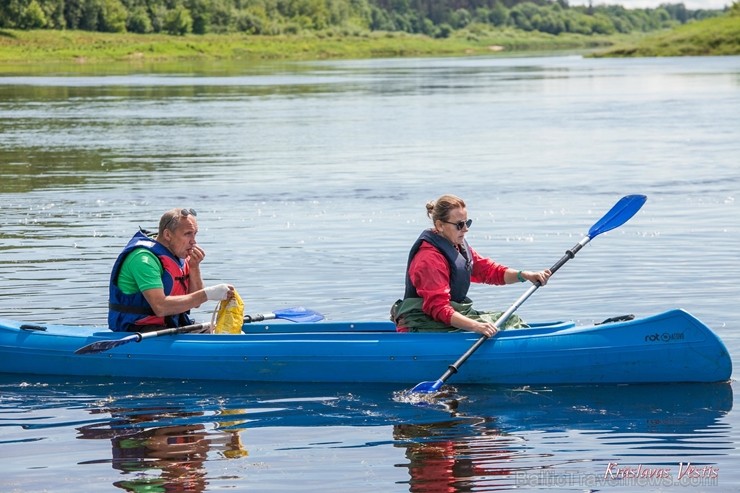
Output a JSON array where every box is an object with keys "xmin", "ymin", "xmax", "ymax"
[{"xmin": 204, "ymin": 283, "xmax": 231, "ymax": 301}]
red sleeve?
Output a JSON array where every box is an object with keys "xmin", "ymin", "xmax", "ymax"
[
  {"xmin": 408, "ymin": 242, "xmax": 457, "ymax": 325},
  {"xmin": 469, "ymin": 245, "xmax": 508, "ymax": 285}
]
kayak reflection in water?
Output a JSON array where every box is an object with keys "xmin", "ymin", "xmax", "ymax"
[
  {"xmin": 391, "ymin": 194, "xmax": 550, "ymax": 336},
  {"xmin": 77, "ymin": 408, "xmax": 248, "ymax": 493},
  {"xmin": 394, "ymin": 421, "xmax": 515, "ymax": 492}
]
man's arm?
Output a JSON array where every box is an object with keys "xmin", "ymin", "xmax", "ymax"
[{"xmin": 142, "ymin": 288, "xmax": 209, "ymax": 318}]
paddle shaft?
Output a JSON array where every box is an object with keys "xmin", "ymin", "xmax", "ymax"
[
  {"xmin": 244, "ymin": 313, "xmax": 277, "ymax": 323},
  {"xmin": 134, "ymin": 322, "xmax": 209, "ymax": 341},
  {"xmin": 435, "ymin": 236, "xmax": 593, "ymax": 383},
  {"xmin": 132, "ymin": 312, "xmax": 279, "ymax": 341},
  {"xmin": 74, "ymin": 307, "xmax": 323, "ymax": 355}
]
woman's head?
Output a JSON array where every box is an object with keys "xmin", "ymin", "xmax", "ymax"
[
  {"xmin": 426, "ymin": 194, "xmax": 466, "ymax": 224},
  {"xmin": 426, "ymin": 194, "xmax": 471, "ymax": 246}
]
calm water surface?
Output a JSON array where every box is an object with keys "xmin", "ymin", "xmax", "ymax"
[{"xmin": 0, "ymin": 54, "xmax": 738, "ymax": 492}]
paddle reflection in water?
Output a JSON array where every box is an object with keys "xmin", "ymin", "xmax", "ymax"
[{"xmin": 77, "ymin": 406, "xmax": 248, "ymax": 492}]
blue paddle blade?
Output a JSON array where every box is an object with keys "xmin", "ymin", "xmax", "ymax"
[
  {"xmin": 75, "ymin": 334, "xmax": 139, "ymax": 354},
  {"xmin": 272, "ymin": 307, "xmax": 324, "ymax": 323},
  {"xmin": 410, "ymin": 379, "xmax": 444, "ymax": 394},
  {"xmin": 588, "ymin": 194, "xmax": 646, "ymax": 238}
]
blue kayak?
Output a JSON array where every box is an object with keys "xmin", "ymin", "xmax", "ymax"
[{"xmin": 0, "ymin": 309, "xmax": 731, "ymax": 385}]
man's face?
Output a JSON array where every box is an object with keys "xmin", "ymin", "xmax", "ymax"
[{"xmin": 164, "ymin": 215, "xmax": 198, "ymax": 259}]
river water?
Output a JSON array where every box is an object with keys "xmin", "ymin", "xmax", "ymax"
[{"xmin": 0, "ymin": 54, "xmax": 738, "ymax": 492}]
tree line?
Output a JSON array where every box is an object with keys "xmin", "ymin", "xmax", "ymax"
[{"xmin": 0, "ymin": 0, "xmax": 724, "ymax": 37}]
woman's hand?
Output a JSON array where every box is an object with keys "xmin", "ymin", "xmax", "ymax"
[
  {"xmin": 522, "ymin": 269, "xmax": 552, "ymax": 286},
  {"xmin": 470, "ymin": 321, "xmax": 499, "ymax": 338},
  {"xmin": 450, "ymin": 312, "xmax": 499, "ymax": 338}
]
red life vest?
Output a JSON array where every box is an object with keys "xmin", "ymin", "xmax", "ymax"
[{"xmin": 108, "ymin": 231, "xmax": 193, "ymax": 332}]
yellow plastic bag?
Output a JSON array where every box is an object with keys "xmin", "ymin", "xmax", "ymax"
[{"xmin": 212, "ymin": 289, "xmax": 245, "ymax": 334}]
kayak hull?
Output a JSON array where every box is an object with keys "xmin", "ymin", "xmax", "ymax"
[{"xmin": 0, "ymin": 309, "xmax": 731, "ymax": 385}]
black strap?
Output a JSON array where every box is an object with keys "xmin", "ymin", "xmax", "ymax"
[{"xmin": 109, "ymin": 303, "xmax": 155, "ymax": 316}]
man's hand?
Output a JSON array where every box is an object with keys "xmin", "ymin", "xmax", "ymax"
[
  {"xmin": 204, "ymin": 284, "xmax": 234, "ymax": 301},
  {"xmin": 188, "ymin": 245, "xmax": 206, "ymax": 268}
]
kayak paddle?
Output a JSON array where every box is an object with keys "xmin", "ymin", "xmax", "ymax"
[
  {"xmin": 75, "ymin": 306, "xmax": 324, "ymax": 355},
  {"xmin": 410, "ymin": 194, "xmax": 647, "ymax": 394}
]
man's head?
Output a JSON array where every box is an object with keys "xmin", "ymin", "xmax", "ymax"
[{"xmin": 157, "ymin": 208, "xmax": 198, "ymax": 259}]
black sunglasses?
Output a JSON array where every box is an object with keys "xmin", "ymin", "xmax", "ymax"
[
  {"xmin": 164, "ymin": 208, "xmax": 197, "ymax": 230},
  {"xmin": 442, "ymin": 219, "xmax": 472, "ymax": 231}
]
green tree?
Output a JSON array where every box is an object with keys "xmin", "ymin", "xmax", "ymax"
[
  {"xmin": 0, "ymin": 0, "xmax": 25, "ymax": 28},
  {"xmin": 164, "ymin": 5, "xmax": 193, "ymax": 34},
  {"xmin": 186, "ymin": 0, "xmax": 213, "ymax": 34},
  {"xmin": 435, "ymin": 22, "xmax": 452, "ymax": 37},
  {"xmin": 280, "ymin": 0, "xmax": 330, "ymax": 29},
  {"xmin": 80, "ymin": 0, "xmax": 102, "ymax": 30},
  {"xmin": 127, "ymin": 5, "xmax": 152, "ymax": 33},
  {"xmin": 235, "ymin": 8, "xmax": 264, "ymax": 33},
  {"xmin": 37, "ymin": 0, "xmax": 65, "ymax": 28},
  {"xmin": 589, "ymin": 13, "xmax": 616, "ymax": 34},
  {"xmin": 62, "ymin": 0, "xmax": 84, "ymax": 29},
  {"xmin": 449, "ymin": 8, "xmax": 472, "ymax": 29},
  {"xmin": 20, "ymin": 0, "xmax": 48, "ymax": 28},
  {"xmin": 0, "ymin": 0, "xmax": 728, "ymax": 36},
  {"xmin": 488, "ymin": 2, "xmax": 509, "ymax": 27},
  {"xmin": 100, "ymin": 0, "xmax": 127, "ymax": 32},
  {"xmin": 369, "ymin": 5, "xmax": 393, "ymax": 30},
  {"xmin": 509, "ymin": 2, "xmax": 538, "ymax": 31},
  {"xmin": 210, "ymin": 0, "xmax": 235, "ymax": 33},
  {"xmin": 532, "ymin": 5, "xmax": 566, "ymax": 34},
  {"xmin": 563, "ymin": 10, "xmax": 593, "ymax": 34}
]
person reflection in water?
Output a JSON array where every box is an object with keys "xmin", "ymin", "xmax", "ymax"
[
  {"xmin": 394, "ymin": 422, "xmax": 514, "ymax": 492},
  {"xmin": 111, "ymin": 421, "xmax": 210, "ymax": 493},
  {"xmin": 77, "ymin": 408, "xmax": 248, "ymax": 493}
]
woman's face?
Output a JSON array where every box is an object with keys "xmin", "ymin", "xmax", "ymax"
[{"xmin": 435, "ymin": 207, "xmax": 470, "ymax": 246}]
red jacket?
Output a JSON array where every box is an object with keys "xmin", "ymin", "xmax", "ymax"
[{"xmin": 408, "ymin": 241, "xmax": 508, "ymax": 325}]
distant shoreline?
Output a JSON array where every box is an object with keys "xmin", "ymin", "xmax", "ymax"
[
  {"xmin": 593, "ymin": 10, "xmax": 739, "ymax": 57},
  {"xmin": 0, "ymin": 28, "xmax": 617, "ymax": 69},
  {"xmin": 1, "ymin": 15, "xmax": 737, "ymax": 73}
]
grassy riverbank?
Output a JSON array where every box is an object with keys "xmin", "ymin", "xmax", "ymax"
[
  {"xmin": 593, "ymin": 10, "xmax": 740, "ymax": 57},
  {"xmin": 3, "ymin": 14, "xmax": 736, "ymax": 71},
  {"xmin": 0, "ymin": 27, "xmax": 615, "ymax": 67}
]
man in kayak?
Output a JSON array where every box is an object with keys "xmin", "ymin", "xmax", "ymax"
[
  {"xmin": 391, "ymin": 194, "xmax": 550, "ymax": 336},
  {"xmin": 108, "ymin": 208, "xmax": 233, "ymax": 332}
]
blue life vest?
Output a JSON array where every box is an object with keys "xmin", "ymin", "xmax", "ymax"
[
  {"xmin": 108, "ymin": 230, "xmax": 193, "ymax": 332},
  {"xmin": 403, "ymin": 229, "xmax": 473, "ymax": 303}
]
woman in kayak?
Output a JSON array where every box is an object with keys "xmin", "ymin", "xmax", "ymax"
[{"xmin": 391, "ymin": 194, "xmax": 550, "ymax": 336}]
